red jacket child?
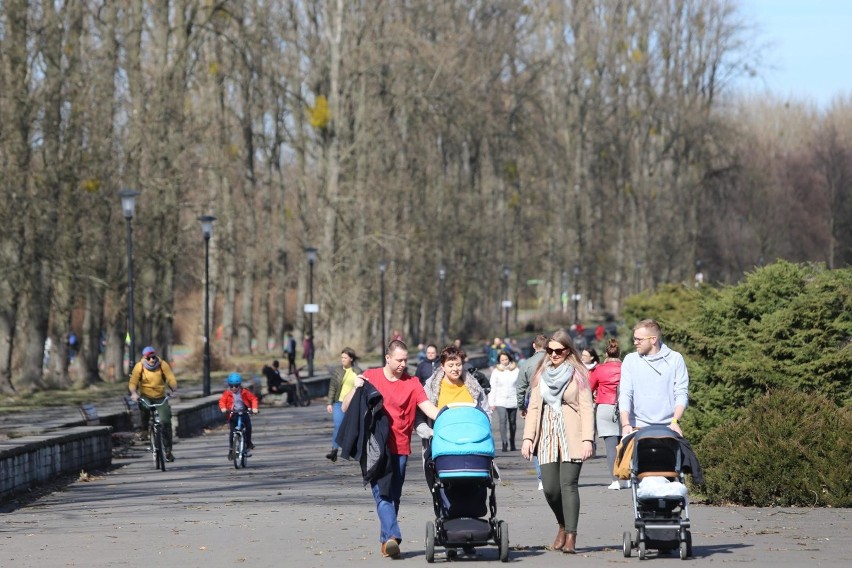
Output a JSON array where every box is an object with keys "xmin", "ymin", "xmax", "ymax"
[{"xmin": 219, "ymin": 373, "xmax": 259, "ymax": 454}]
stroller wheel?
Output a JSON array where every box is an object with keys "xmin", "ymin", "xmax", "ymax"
[
  {"xmin": 425, "ymin": 521, "xmax": 436, "ymax": 563},
  {"xmin": 497, "ymin": 520, "xmax": 509, "ymax": 562},
  {"xmin": 680, "ymin": 540, "xmax": 688, "ymax": 560},
  {"xmin": 686, "ymin": 530, "xmax": 693, "ymax": 557},
  {"xmin": 623, "ymin": 531, "xmax": 633, "ymax": 557},
  {"xmin": 639, "ymin": 540, "xmax": 647, "ymax": 560}
]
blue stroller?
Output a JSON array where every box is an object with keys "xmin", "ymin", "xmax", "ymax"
[
  {"xmin": 424, "ymin": 403, "xmax": 509, "ymax": 563},
  {"xmin": 621, "ymin": 426, "xmax": 694, "ymax": 560}
]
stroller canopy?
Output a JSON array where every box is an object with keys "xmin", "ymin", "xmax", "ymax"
[{"xmin": 431, "ymin": 403, "xmax": 495, "ymax": 459}]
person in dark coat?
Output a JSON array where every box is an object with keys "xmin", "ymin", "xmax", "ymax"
[{"xmin": 414, "ymin": 344, "xmax": 440, "ymax": 385}]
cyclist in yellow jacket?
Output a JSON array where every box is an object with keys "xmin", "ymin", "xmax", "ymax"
[{"xmin": 129, "ymin": 346, "xmax": 178, "ymax": 461}]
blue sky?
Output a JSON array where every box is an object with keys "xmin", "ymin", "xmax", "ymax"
[{"xmin": 737, "ymin": 0, "xmax": 852, "ymax": 107}]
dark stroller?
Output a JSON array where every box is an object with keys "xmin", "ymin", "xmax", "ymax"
[
  {"xmin": 621, "ymin": 426, "xmax": 693, "ymax": 560},
  {"xmin": 424, "ymin": 403, "xmax": 509, "ymax": 563}
]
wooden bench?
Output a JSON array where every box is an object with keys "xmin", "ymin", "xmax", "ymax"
[{"xmin": 79, "ymin": 402, "xmax": 99, "ymax": 425}]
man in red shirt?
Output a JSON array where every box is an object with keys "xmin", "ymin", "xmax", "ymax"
[{"xmin": 344, "ymin": 340, "xmax": 439, "ymax": 558}]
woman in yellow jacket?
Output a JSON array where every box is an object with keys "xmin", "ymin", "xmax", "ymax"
[
  {"xmin": 128, "ymin": 346, "xmax": 178, "ymax": 461},
  {"xmin": 521, "ymin": 329, "xmax": 594, "ymax": 554}
]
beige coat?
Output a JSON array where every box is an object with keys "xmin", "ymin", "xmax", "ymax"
[{"xmin": 522, "ymin": 370, "xmax": 595, "ymax": 460}]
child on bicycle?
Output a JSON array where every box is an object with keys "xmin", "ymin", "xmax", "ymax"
[{"xmin": 219, "ymin": 373, "xmax": 259, "ymax": 460}]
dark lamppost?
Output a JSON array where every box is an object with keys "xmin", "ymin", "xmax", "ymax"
[
  {"xmin": 379, "ymin": 260, "xmax": 387, "ymax": 352},
  {"xmin": 561, "ymin": 270, "xmax": 568, "ymax": 313},
  {"xmin": 118, "ymin": 188, "xmax": 139, "ymax": 376},
  {"xmin": 502, "ymin": 265, "xmax": 510, "ymax": 339},
  {"xmin": 572, "ymin": 264, "xmax": 581, "ymax": 324},
  {"xmin": 438, "ymin": 264, "xmax": 447, "ymax": 345},
  {"xmin": 305, "ymin": 246, "xmax": 318, "ymax": 377},
  {"xmin": 199, "ymin": 215, "xmax": 216, "ymax": 396}
]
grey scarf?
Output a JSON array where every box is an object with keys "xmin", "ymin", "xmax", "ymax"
[{"xmin": 540, "ymin": 363, "xmax": 573, "ymax": 410}]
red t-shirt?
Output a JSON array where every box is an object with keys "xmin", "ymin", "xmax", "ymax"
[{"xmin": 363, "ymin": 367, "xmax": 427, "ymax": 455}]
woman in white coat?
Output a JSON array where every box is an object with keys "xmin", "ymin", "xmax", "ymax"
[{"xmin": 489, "ymin": 351, "xmax": 520, "ymax": 451}]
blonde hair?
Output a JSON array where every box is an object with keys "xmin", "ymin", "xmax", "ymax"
[{"xmin": 531, "ymin": 328, "xmax": 590, "ymax": 390}]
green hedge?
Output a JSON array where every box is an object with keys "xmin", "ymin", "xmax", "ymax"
[
  {"xmin": 621, "ymin": 262, "xmax": 852, "ymax": 506},
  {"xmin": 624, "ymin": 261, "xmax": 852, "ymax": 445},
  {"xmin": 698, "ymin": 389, "xmax": 852, "ymax": 507}
]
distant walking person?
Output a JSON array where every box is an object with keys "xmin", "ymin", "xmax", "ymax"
[
  {"xmin": 516, "ymin": 334, "xmax": 547, "ymax": 489},
  {"xmin": 326, "ymin": 347, "xmax": 363, "ymax": 462},
  {"xmin": 128, "ymin": 346, "xmax": 178, "ymax": 462},
  {"xmin": 489, "ymin": 351, "xmax": 520, "ymax": 452},
  {"xmin": 619, "ymin": 319, "xmax": 689, "ymax": 437},
  {"xmin": 283, "ymin": 332, "xmax": 297, "ymax": 375},
  {"xmin": 414, "ymin": 344, "xmax": 440, "ymax": 385},
  {"xmin": 589, "ymin": 339, "xmax": 624, "ymax": 489}
]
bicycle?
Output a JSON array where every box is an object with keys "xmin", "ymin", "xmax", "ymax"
[
  {"xmin": 138, "ymin": 395, "xmax": 171, "ymax": 472},
  {"xmin": 290, "ymin": 366, "xmax": 312, "ymax": 407},
  {"xmin": 229, "ymin": 409, "xmax": 253, "ymax": 469}
]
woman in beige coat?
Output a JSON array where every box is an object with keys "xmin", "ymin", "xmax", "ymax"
[{"xmin": 521, "ymin": 329, "xmax": 595, "ymax": 554}]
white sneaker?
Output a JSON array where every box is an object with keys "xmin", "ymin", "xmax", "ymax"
[
  {"xmin": 607, "ymin": 480, "xmax": 621, "ymax": 490},
  {"xmin": 620, "ymin": 480, "xmax": 632, "ymax": 489},
  {"xmin": 537, "ymin": 480, "xmax": 543, "ymax": 490}
]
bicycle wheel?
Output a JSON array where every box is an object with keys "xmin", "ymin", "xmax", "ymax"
[
  {"xmin": 239, "ymin": 433, "xmax": 247, "ymax": 468},
  {"xmin": 233, "ymin": 431, "xmax": 243, "ymax": 469},
  {"xmin": 149, "ymin": 424, "xmax": 158, "ymax": 467},
  {"xmin": 154, "ymin": 426, "xmax": 166, "ymax": 471}
]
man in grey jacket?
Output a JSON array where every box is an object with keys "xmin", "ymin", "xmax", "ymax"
[
  {"xmin": 516, "ymin": 334, "xmax": 547, "ymax": 416},
  {"xmin": 618, "ymin": 319, "xmax": 689, "ymax": 437}
]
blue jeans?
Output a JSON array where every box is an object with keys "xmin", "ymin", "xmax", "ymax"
[
  {"xmin": 331, "ymin": 402, "xmax": 344, "ymax": 449},
  {"xmin": 370, "ymin": 454, "xmax": 408, "ymax": 543}
]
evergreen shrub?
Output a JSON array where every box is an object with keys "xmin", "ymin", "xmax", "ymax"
[{"xmin": 698, "ymin": 389, "xmax": 852, "ymax": 507}]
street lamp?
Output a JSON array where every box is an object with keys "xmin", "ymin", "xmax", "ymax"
[
  {"xmin": 305, "ymin": 246, "xmax": 318, "ymax": 377},
  {"xmin": 572, "ymin": 264, "xmax": 581, "ymax": 324},
  {"xmin": 438, "ymin": 264, "xmax": 447, "ymax": 345},
  {"xmin": 199, "ymin": 215, "xmax": 216, "ymax": 396},
  {"xmin": 379, "ymin": 260, "xmax": 387, "ymax": 352},
  {"xmin": 561, "ymin": 270, "xmax": 568, "ymax": 313},
  {"xmin": 502, "ymin": 265, "xmax": 511, "ymax": 339},
  {"xmin": 118, "ymin": 188, "xmax": 139, "ymax": 376}
]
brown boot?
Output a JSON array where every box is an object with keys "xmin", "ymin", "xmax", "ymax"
[
  {"xmin": 551, "ymin": 525, "xmax": 566, "ymax": 551},
  {"xmin": 562, "ymin": 532, "xmax": 576, "ymax": 554}
]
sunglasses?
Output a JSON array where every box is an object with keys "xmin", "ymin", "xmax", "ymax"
[
  {"xmin": 229, "ymin": 384, "xmax": 241, "ymax": 389},
  {"xmin": 146, "ymin": 355, "xmax": 157, "ymax": 361},
  {"xmin": 546, "ymin": 346, "xmax": 568, "ymax": 356}
]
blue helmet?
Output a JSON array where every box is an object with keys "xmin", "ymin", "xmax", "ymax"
[{"xmin": 226, "ymin": 372, "xmax": 243, "ymax": 386}]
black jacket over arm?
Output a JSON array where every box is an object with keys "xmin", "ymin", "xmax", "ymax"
[{"xmin": 335, "ymin": 383, "xmax": 394, "ymax": 497}]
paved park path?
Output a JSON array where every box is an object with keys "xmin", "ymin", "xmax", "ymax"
[{"xmin": 2, "ymin": 401, "xmax": 850, "ymax": 567}]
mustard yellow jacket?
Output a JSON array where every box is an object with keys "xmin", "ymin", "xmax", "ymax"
[{"xmin": 129, "ymin": 358, "xmax": 177, "ymax": 399}]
